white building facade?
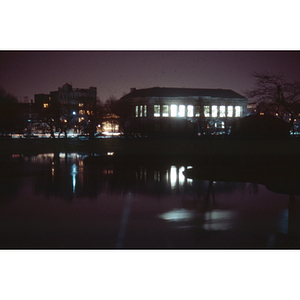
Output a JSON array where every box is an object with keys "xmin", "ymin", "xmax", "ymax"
[{"xmin": 121, "ymin": 87, "xmax": 248, "ymax": 136}]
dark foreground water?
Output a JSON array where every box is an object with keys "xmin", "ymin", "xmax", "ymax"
[{"xmin": 1, "ymin": 152, "xmax": 300, "ymax": 249}]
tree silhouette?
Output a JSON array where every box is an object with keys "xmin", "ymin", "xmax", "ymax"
[
  {"xmin": 0, "ymin": 87, "xmax": 19, "ymax": 136},
  {"xmin": 246, "ymin": 72, "xmax": 300, "ymax": 134},
  {"xmin": 105, "ymin": 96, "xmax": 132, "ymax": 136}
]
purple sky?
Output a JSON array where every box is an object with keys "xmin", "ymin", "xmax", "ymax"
[{"xmin": 1, "ymin": 51, "xmax": 299, "ymax": 103}]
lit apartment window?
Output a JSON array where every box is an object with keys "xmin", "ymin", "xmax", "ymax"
[
  {"xmin": 227, "ymin": 106, "xmax": 233, "ymax": 117},
  {"xmin": 43, "ymin": 103, "xmax": 49, "ymax": 108},
  {"xmin": 204, "ymin": 106, "xmax": 210, "ymax": 117},
  {"xmin": 235, "ymin": 106, "xmax": 241, "ymax": 117},
  {"xmin": 187, "ymin": 105, "xmax": 194, "ymax": 117},
  {"xmin": 144, "ymin": 105, "xmax": 147, "ymax": 117},
  {"xmin": 140, "ymin": 105, "xmax": 143, "ymax": 117},
  {"xmin": 212, "ymin": 105, "xmax": 218, "ymax": 117},
  {"xmin": 79, "ymin": 103, "xmax": 84, "ymax": 107},
  {"xmin": 178, "ymin": 105, "xmax": 185, "ymax": 117},
  {"xmin": 135, "ymin": 106, "xmax": 139, "ymax": 117},
  {"xmin": 79, "ymin": 110, "xmax": 85, "ymax": 115},
  {"xmin": 195, "ymin": 106, "xmax": 200, "ymax": 117},
  {"xmin": 219, "ymin": 106, "xmax": 226, "ymax": 117},
  {"xmin": 170, "ymin": 104, "xmax": 177, "ymax": 117},
  {"xmin": 154, "ymin": 105, "xmax": 160, "ymax": 117},
  {"xmin": 162, "ymin": 105, "xmax": 169, "ymax": 117}
]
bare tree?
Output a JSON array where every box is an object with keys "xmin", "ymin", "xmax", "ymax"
[
  {"xmin": 245, "ymin": 72, "xmax": 300, "ymax": 133},
  {"xmin": 0, "ymin": 87, "xmax": 19, "ymax": 136},
  {"xmin": 104, "ymin": 96, "xmax": 132, "ymax": 136}
]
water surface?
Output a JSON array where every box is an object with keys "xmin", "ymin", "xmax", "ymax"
[{"xmin": 1, "ymin": 152, "xmax": 299, "ymax": 249}]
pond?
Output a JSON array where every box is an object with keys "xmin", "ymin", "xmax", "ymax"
[{"xmin": 1, "ymin": 152, "xmax": 299, "ymax": 249}]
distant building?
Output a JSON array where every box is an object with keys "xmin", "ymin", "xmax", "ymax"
[
  {"xmin": 34, "ymin": 83, "xmax": 98, "ymax": 135},
  {"xmin": 35, "ymin": 83, "xmax": 97, "ymax": 120},
  {"xmin": 120, "ymin": 87, "xmax": 248, "ymax": 136}
]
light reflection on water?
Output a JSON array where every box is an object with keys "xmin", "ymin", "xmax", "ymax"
[{"xmin": 0, "ymin": 152, "xmax": 300, "ymax": 249}]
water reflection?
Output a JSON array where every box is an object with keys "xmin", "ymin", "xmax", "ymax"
[{"xmin": 0, "ymin": 152, "xmax": 300, "ymax": 248}]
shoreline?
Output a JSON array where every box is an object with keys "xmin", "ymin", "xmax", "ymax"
[{"xmin": 0, "ymin": 136, "xmax": 299, "ymax": 158}]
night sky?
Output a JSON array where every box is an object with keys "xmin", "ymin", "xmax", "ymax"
[{"xmin": 1, "ymin": 51, "xmax": 300, "ymax": 103}]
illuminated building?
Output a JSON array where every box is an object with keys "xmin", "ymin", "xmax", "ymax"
[
  {"xmin": 120, "ymin": 87, "xmax": 247, "ymax": 136},
  {"xmin": 35, "ymin": 83, "xmax": 97, "ymax": 113},
  {"xmin": 34, "ymin": 83, "xmax": 97, "ymax": 134}
]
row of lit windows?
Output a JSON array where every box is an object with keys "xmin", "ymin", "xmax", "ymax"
[
  {"xmin": 135, "ymin": 105, "xmax": 242, "ymax": 118},
  {"xmin": 135, "ymin": 105, "xmax": 147, "ymax": 117}
]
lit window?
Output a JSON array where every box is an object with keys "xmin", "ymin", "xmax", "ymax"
[
  {"xmin": 162, "ymin": 105, "xmax": 169, "ymax": 117},
  {"xmin": 227, "ymin": 106, "xmax": 233, "ymax": 117},
  {"xmin": 79, "ymin": 110, "xmax": 85, "ymax": 115},
  {"xmin": 144, "ymin": 105, "xmax": 147, "ymax": 117},
  {"xmin": 154, "ymin": 105, "xmax": 160, "ymax": 117},
  {"xmin": 140, "ymin": 105, "xmax": 143, "ymax": 117},
  {"xmin": 195, "ymin": 106, "xmax": 200, "ymax": 117},
  {"xmin": 87, "ymin": 110, "xmax": 90, "ymax": 115},
  {"xmin": 212, "ymin": 105, "xmax": 218, "ymax": 117},
  {"xmin": 79, "ymin": 117, "xmax": 85, "ymax": 122},
  {"xmin": 221, "ymin": 121, "xmax": 225, "ymax": 129},
  {"xmin": 178, "ymin": 105, "xmax": 185, "ymax": 117},
  {"xmin": 79, "ymin": 103, "xmax": 84, "ymax": 107},
  {"xmin": 220, "ymin": 106, "xmax": 226, "ymax": 117},
  {"xmin": 170, "ymin": 105, "xmax": 177, "ymax": 117},
  {"xmin": 43, "ymin": 103, "xmax": 49, "ymax": 108},
  {"xmin": 204, "ymin": 106, "xmax": 210, "ymax": 117},
  {"xmin": 235, "ymin": 106, "xmax": 241, "ymax": 117},
  {"xmin": 135, "ymin": 106, "xmax": 139, "ymax": 117},
  {"xmin": 187, "ymin": 105, "xmax": 194, "ymax": 117}
]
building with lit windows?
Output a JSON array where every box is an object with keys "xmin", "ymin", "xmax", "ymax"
[
  {"xmin": 34, "ymin": 83, "xmax": 98, "ymax": 134},
  {"xmin": 120, "ymin": 87, "xmax": 247, "ymax": 136}
]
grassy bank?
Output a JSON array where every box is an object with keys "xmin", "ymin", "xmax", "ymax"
[{"xmin": 0, "ymin": 136, "xmax": 299, "ymax": 157}]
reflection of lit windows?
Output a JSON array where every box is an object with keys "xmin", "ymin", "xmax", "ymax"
[
  {"xmin": 144, "ymin": 105, "xmax": 147, "ymax": 117},
  {"xmin": 87, "ymin": 110, "xmax": 90, "ymax": 115},
  {"xmin": 140, "ymin": 105, "xmax": 143, "ymax": 117},
  {"xmin": 220, "ymin": 106, "xmax": 225, "ymax": 117},
  {"xmin": 170, "ymin": 166, "xmax": 177, "ymax": 189},
  {"xmin": 170, "ymin": 104, "xmax": 177, "ymax": 117},
  {"xmin": 159, "ymin": 209, "xmax": 194, "ymax": 222},
  {"xmin": 162, "ymin": 105, "xmax": 169, "ymax": 117},
  {"xmin": 227, "ymin": 106, "xmax": 233, "ymax": 117},
  {"xmin": 154, "ymin": 171, "xmax": 160, "ymax": 182},
  {"xmin": 71, "ymin": 164, "xmax": 77, "ymax": 193},
  {"xmin": 79, "ymin": 103, "xmax": 84, "ymax": 107},
  {"xmin": 79, "ymin": 110, "xmax": 85, "ymax": 115},
  {"xmin": 135, "ymin": 106, "xmax": 139, "ymax": 117},
  {"xmin": 154, "ymin": 105, "xmax": 160, "ymax": 117},
  {"xmin": 187, "ymin": 105, "xmax": 194, "ymax": 117},
  {"xmin": 212, "ymin": 105, "xmax": 218, "ymax": 117},
  {"xmin": 195, "ymin": 106, "xmax": 200, "ymax": 117},
  {"xmin": 178, "ymin": 105, "xmax": 185, "ymax": 117},
  {"xmin": 79, "ymin": 117, "xmax": 85, "ymax": 122},
  {"xmin": 178, "ymin": 166, "xmax": 185, "ymax": 186},
  {"xmin": 43, "ymin": 103, "xmax": 49, "ymax": 108},
  {"xmin": 235, "ymin": 106, "xmax": 241, "ymax": 117},
  {"xmin": 204, "ymin": 106, "xmax": 210, "ymax": 117}
]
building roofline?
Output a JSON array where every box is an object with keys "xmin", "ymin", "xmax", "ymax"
[{"xmin": 121, "ymin": 86, "xmax": 246, "ymax": 100}]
